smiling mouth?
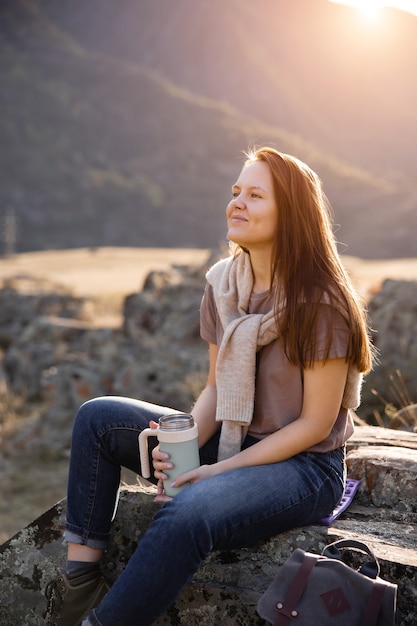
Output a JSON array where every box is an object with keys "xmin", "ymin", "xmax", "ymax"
[{"xmin": 230, "ymin": 215, "xmax": 247, "ymax": 222}]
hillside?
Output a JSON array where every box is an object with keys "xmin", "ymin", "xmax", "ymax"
[
  {"xmin": 40, "ymin": 0, "xmax": 417, "ymax": 177},
  {"xmin": 0, "ymin": 0, "xmax": 416, "ymax": 257}
]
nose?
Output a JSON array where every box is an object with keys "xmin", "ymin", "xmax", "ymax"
[{"xmin": 230, "ymin": 195, "xmax": 244, "ymax": 210}]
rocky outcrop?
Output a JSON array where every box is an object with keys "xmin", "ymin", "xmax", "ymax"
[
  {"xmin": 0, "ymin": 426, "xmax": 416, "ymax": 625},
  {"xmin": 0, "ymin": 265, "xmax": 210, "ymax": 469},
  {"xmin": 2, "ymin": 271, "xmax": 417, "ymax": 439},
  {"xmin": 361, "ymin": 279, "xmax": 417, "ymax": 426},
  {"xmin": 2, "ymin": 269, "xmax": 417, "ymax": 436},
  {"xmin": 1, "ymin": 264, "xmax": 211, "ymax": 441}
]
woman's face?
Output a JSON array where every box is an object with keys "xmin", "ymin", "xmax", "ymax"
[{"xmin": 226, "ymin": 160, "xmax": 278, "ymax": 252}]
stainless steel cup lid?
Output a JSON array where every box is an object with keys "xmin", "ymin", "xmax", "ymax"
[{"xmin": 158, "ymin": 413, "xmax": 194, "ymax": 431}]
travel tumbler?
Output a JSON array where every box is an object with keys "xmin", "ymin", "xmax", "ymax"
[{"xmin": 139, "ymin": 412, "xmax": 199, "ymax": 496}]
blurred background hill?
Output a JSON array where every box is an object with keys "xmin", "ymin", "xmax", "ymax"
[{"xmin": 1, "ymin": 0, "xmax": 416, "ymax": 258}]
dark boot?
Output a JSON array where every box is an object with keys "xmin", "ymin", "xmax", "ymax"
[{"xmin": 43, "ymin": 567, "xmax": 109, "ymax": 626}]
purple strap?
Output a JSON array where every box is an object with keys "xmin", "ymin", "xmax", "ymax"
[
  {"xmin": 272, "ymin": 554, "xmax": 318, "ymax": 625},
  {"xmin": 319, "ymin": 478, "xmax": 361, "ymax": 526},
  {"xmin": 361, "ymin": 581, "xmax": 386, "ymax": 626}
]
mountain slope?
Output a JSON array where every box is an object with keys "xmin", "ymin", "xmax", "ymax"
[
  {"xmin": 38, "ymin": 0, "xmax": 417, "ymax": 178},
  {"xmin": 0, "ymin": 0, "xmax": 416, "ymax": 257}
]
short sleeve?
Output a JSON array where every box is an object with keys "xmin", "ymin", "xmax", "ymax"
[
  {"xmin": 308, "ymin": 304, "xmax": 350, "ymax": 361},
  {"xmin": 200, "ymin": 283, "xmax": 219, "ymax": 344}
]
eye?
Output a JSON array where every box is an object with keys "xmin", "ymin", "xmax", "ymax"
[
  {"xmin": 231, "ymin": 190, "xmax": 239, "ymax": 198},
  {"xmin": 251, "ymin": 192, "xmax": 261, "ymax": 198}
]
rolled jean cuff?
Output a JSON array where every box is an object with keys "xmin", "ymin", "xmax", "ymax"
[{"xmin": 64, "ymin": 530, "xmax": 108, "ymax": 551}]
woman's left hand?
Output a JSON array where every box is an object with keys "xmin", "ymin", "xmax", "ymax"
[{"xmin": 153, "ymin": 463, "xmax": 221, "ymax": 503}]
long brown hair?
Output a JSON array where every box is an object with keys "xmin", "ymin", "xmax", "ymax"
[{"xmin": 238, "ymin": 146, "xmax": 373, "ymax": 373}]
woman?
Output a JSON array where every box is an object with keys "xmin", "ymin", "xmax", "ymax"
[{"xmin": 44, "ymin": 147, "xmax": 373, "ymax": 626}]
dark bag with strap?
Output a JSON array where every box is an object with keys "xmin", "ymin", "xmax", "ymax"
[{"xmin": 257, "ymin": 539, "xmax": 397, "ymax": 626}]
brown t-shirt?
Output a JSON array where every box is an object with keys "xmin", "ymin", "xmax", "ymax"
[{"xmin": 200, "ymin": 284, "xmax": 354, "ymax": 452}]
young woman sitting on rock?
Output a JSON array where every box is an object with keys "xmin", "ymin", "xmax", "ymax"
[{"xmin": 44, "ymin": 146, "xmax": 374, "ymax": 626}]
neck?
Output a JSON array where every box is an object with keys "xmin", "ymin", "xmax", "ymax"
[{"xmin": 248, "ymin": 249, "xmax": 273, "ymax": 293}]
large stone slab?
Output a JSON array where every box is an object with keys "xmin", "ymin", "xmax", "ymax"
[{"xmin": 347, "ymin": 445, "xmax": 417, "ymax": 511}]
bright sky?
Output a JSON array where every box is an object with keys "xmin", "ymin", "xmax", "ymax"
[{"xmin": 329, "ymin": 1, "xmax": 417, "ymax": 18}]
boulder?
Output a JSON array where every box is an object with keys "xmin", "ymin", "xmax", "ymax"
[{"xmin": 361, "ymin": 279, "xmax": 417, "ymax": 426}]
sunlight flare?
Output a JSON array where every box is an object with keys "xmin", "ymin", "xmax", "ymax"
[{"xmin": 329, "ymin": 0, "xmax": 417, "ymax": 18}]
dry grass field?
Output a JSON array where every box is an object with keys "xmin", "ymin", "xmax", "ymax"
[
  {"xmin": 0, "ymin": 247, "xmax": 211, "ymax": 327},
  {"xmin": 1, "ymin": 246, "xmax": 417, "ymax": 301}
]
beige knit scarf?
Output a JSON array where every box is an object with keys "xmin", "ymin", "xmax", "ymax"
[{"xmin": 206, "ymin": 252, "xmax": 363, "ymax": 462}]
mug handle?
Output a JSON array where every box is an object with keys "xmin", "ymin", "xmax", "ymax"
[{"xmin": 138, "ymin": 428, "xmax": 155, "ymax": 478}]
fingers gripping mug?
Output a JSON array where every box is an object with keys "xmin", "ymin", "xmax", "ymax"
[{"xmin": 139, "ymin": 413, "xmax": 200, "ymax": 497}]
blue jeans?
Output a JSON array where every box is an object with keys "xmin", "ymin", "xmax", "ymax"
[{"xmin": 66, "ymin": 396, "xmax": 345, "ymax": 626}]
